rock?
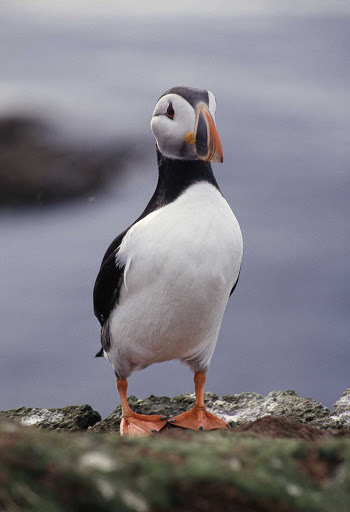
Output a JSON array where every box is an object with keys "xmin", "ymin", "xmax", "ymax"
[
  {"xmin": 2, "ymin": 390, "xmax": 350, "ymax": 435},
  {"xmin": 0, "ymin": 114, "xmax": 136, "ymax": 207},
  {"xmin": 90, "ymin": 393, "xmax": 197, "ymax": 433},
  {"xmin": 90, "ymin": 390, "xmax": 331, "ymax": 433},
  {"xmin": 207, "ymin": 390, "xmax": 330, "ymax": 428},
  {"xmin": 328, "ymin": 388, "xmax": 350, "ymax": 429},
  {"xmin": 1, "ymin": 391, "xmax": 350, "ymax": 510},
  {"xmin": 1, "ymin": 419, "xmax": 350, "ymax": 511},
  {"xmin": 233, "ymin": 416, "xmax": 328, "ymax": 440},
  {"xmin": 0, "ymin": 404, "xmax": 101, "ymax": 432}
]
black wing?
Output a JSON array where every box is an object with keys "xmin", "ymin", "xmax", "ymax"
[
  {"xmin": 93, "ymin": 227, "xmax": 129, "ymax": 326},
  {"xmin": 93, "ymin": 256, "xmax": 124, "ymax": 357},
  {"xmin": 100, "ymin": 227, "xmax": 129, "ymax": 267},
  {"xmin": 93, "ymin": 251, "xmax": 124, "ymax": 327}
]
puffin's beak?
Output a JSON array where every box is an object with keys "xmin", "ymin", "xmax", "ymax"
[{"xmin": 194, "ymin": 104, "xmax": 223, "ymax": 163}]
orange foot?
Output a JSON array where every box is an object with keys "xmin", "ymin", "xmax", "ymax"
[
  {"xmin": 120, "ymin": 412, "xmax": 167, "ymax": 437},
  {"xmin": 169, "ymin": 405, "xmax": 229, "ymax": 431}
]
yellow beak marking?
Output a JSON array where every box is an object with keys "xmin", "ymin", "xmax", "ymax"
[{"xmin": 184, "ymin": 131, "xmax": 196, "ymax": 144}]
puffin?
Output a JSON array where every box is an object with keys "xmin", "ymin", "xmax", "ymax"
[{"xmin": 93, "ymin": 86, "xmax": 243, "ymax": 436}]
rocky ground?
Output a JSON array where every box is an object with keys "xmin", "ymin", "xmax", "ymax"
[
  {"xmin": 0, "ymin": 115, "xmax": 138, "ymax": 207},
  {"xmin": 1, "ymin": 389, "xmax": 350, "ymax": 511}
]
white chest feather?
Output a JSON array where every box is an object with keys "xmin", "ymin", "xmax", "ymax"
[{"xmin": 108, "ymin": 182, "xmax": 243, "ymax": 377}]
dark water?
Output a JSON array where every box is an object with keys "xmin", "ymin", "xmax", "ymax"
[{"xmin": 1, "ymin": 6, "xmax": 349, "ymax": 417}]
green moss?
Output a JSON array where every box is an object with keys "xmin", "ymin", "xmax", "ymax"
[
  {"xmin": 1, "ymin": 423, "xmax": 350, "ymax": 511},
  {"xmin": 1, "ymin": 388, "xmax": 350, "ymax": 511}
]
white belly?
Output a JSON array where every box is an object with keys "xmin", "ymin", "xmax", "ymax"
[{"xmin": 107, "ymin": 182, "xmax": 243, "ymax": 378}]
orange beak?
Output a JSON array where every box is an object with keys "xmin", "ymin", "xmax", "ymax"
[{"xmin": 194, "ymin": 103, "xmax": 223, "ymax": 163}]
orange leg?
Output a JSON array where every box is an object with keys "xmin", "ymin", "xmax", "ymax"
[
  {"xmin": 168, "ymin": 372, "xmax": 228, "ymax": 431},
  {"xmin": 116, "ymin": 378, "xmax": 167, "ymax": 437}
]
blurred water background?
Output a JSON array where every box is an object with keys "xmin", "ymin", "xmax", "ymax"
[{"xmin": 1, "ymin": 1, "xmax": 349, "ymax": 417}]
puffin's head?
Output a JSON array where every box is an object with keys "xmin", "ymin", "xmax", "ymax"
[{"xmin": 151, "ymin": 86, "xmax": 223, "ymax": 163}]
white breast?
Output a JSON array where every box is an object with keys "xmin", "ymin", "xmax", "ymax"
[{"xmin": 107, "ymin": 182, "xmax": 243, "ymax": 378}]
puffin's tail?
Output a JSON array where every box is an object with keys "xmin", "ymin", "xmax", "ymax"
[{"xmin": 95, "ymin": 348, "xmax": 104, "ymax": 357}]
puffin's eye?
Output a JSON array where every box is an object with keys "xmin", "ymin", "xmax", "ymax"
[{"xmin": 166, "ymin": 102, "xmax": 175, "ymax": 119}]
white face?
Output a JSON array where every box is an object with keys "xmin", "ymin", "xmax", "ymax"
[{"xmin": 151, "ymin": 92, "xmax": 217, "ymax": 160}]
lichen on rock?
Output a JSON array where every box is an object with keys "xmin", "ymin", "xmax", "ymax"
[
  {"xmin": 90, "ymin": 390, "xmax": 332, "ymax": 433},
  {"xmin": 3, "ymin": 389, "xmax": 350, "ymax": 435},
  {"xmin": 0, "ymin": 404, "xmax": 101, "ymax": 432},
  {"xmin": 328, "ymin": 388, "xmax": 350, "ymax": 429},
  {"xmin": 207, "ymin": 390, "xmax": 330, "ymax": 428}
]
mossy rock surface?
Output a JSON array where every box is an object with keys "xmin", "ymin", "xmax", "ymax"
[
  {"xmin": 1, "ymin": 420, "xmax": 350, "ymax": 512},
  {"xmin": 2, "ymin": 390, "xmax": 350, "ymax": 511}
]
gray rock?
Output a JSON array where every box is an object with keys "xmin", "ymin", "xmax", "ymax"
[
  {"xmin": 90, "ymin": 390, "xmax": 330, "ymax": 432},
  {"xmin": 0, "ymin": 115, "xmax": 136, "ymax": 207},
  {"xmin": 90, "ymin": 394, "xmax": 196, "ymax": 432},
  {"xmin": 0, "ymin": 404, "xmax": 101, "ymax": 432},
  {"xmin": 2, "ymin": 389, "xmax": 349, "ymax": 434},
  {"xmin": 207, "ymin": 390, "xmax": 330, "ymax": 428},
  {"xmin": 328, "ymin": 388, "xmax": 350, "ymax": 429}
]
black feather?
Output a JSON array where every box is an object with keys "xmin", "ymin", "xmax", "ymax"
[
  {"xmin": 93, "ymin": 252, "xmax": 124, "ymax": 326},
  {"xmin": 159, "ymin": 86, "xmax": 209, "ymax": 110},
  {"xmin": 95, "ymin": 348, "xmax": 104, "ymax": 357},
  {"xmin": 230, "ymin": 269, "xmax": 241, "ymax": 296}
]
